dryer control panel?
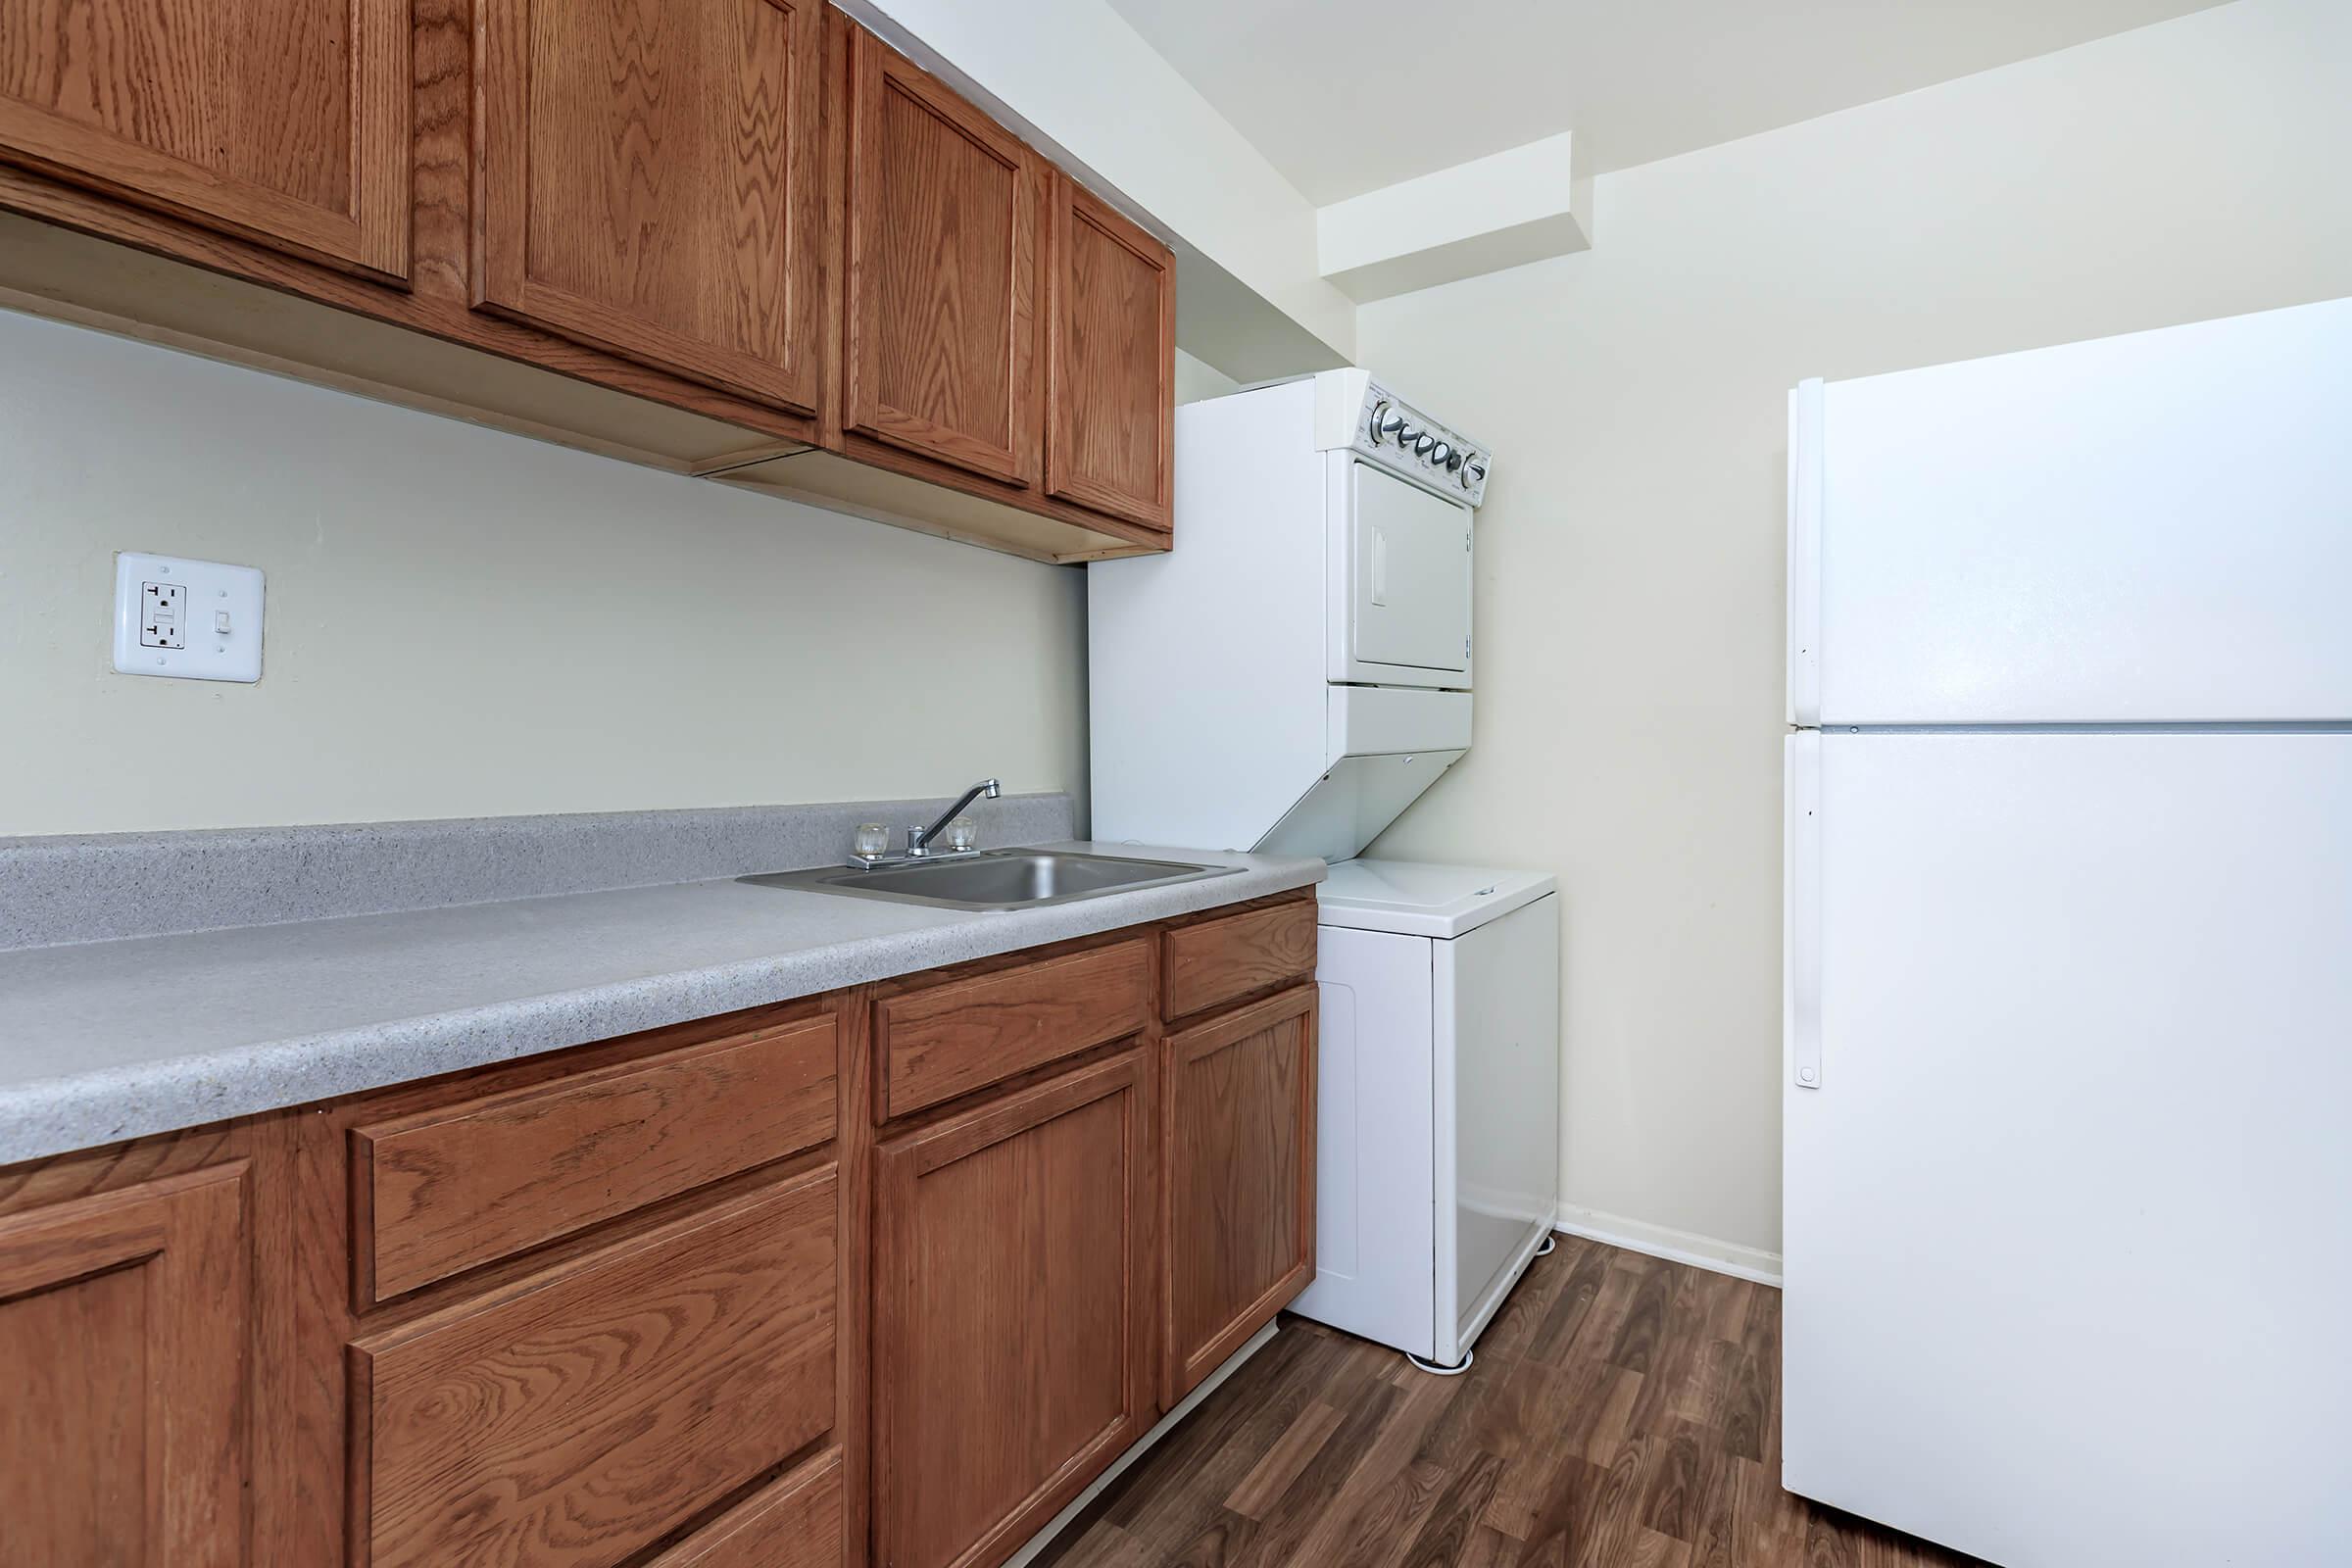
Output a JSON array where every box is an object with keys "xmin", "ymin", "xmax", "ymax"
[{"xmin": 1311, "ymin": 368, "xmax": 1491, "ymax": 507}]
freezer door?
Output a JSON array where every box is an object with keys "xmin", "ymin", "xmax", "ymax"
[
  {"xmin": 1788, "ymin": 295, "xmax": 2352, "ymax": 725},
  {"xmin": 1783, "ymin": 730, "xmax": 2352, "ymax": 1567}
]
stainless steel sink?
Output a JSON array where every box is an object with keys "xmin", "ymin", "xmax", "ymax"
[{"xmin": 743, "ymin": 848, "xmax": 1238, "ymax": 910}]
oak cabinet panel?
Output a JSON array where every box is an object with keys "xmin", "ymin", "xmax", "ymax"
[
  {"xmin": 843, "ymin": 26, "xmax": 1041, "ymax": 487},
  {"xmin": 875, "ymin": 939, "xmax": 1152, "ymax": 1120},
  {"xmin": 473, "ymin": 0, "xmax": 829, "ymax": 413},
  {"xmin": 1161, "ymin": 899, "xmax": 1318, "ymax": 1021},
  {"xmin": 353, "ymin": 1165, "xmax": 839, "ymax": 1568},
  {"xmin": 353, "ymin": 1011, "xmax": 837, "ymax": 1302},
  {"xmin": 1162, "ymin": 985, "xmax": 1317, "ymax": 1402},
  {"xmin": 0, "ymin": 0, "xmax": 408, "ymax": 277},
  {"xmin": 1045, "ymin": 172, "xmax": 1173, "ymax": 531},
  {"xmin": 0, "ymin": 1163, "xmax": 251, "ymax": 1567},
  {"xmin": 874, "ymin": 1054, "xmax": 1153, "ymax": 1568},
  {"xmin": 646, "ymin": 1446, "xmax": 847, "ymax": 1568}
]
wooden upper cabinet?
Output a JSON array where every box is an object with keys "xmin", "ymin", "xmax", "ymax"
[
  {"xmin": 0, "ymin": 0, "xmax": 409, "ymax": 277},
  {"xmin": 0, "ymin": 1164, "xmax": 252, "ymax": 1568},
  {"xmin": 1046, "ymin": 173, "xmax": 1174, "ymax": 532},
  {"xmin": 843, "ymin": 27, "xmax": 1041, "ymax": 487},
  {"xmin": 472, "ymin": 0, "xmax": 828, "ymax": 415}
]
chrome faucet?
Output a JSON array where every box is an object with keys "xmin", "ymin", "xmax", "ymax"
[
  {"xmin": 906, "ymin": 778, "xmax": 1000, "ymax": 856},
  {"xmin": 844, "ymin": 778, "xmax": 1001, "ymax": 868}
]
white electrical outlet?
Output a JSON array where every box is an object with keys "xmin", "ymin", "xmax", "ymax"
[
  {"xmin": 138, "ymin": 580, "xmax": 186, "ymax": 648},
  {"xmin": 113, "ymin": 553, "xmax": 266, "ymax": 683}
]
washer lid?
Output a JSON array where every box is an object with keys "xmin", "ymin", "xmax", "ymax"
[{"xmin": 1316, "ymin": 858, "xmax": 1556, "ymax": 939}]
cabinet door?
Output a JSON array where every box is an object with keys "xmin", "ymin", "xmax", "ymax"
[
  {"xmin": 843, "ymin": 28, "xmax": 1041, "ymax": 487},
  {"xmin": 0, "ymin": 1164, "xmax": 251, "ymax": 1567},
  {"xmin": 1045, "ymin": 173, "xmax": 1173, "ymax": 531},
  {"xmin": 474, "ymin": 0, "xmax": 828, "ymax": 414},
  {"xmin": 1162, "ymin": 986, "xmax": 1316, "ymax": 1403},
  {"xmin": 874, "ymin": 1053, "xmax": 1152, "ymax": 1568},
  {"xmin": 0, "ymin": 0, "xmax": 408, "ymax": 277}
]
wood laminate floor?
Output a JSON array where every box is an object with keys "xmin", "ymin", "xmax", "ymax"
[{"xmin": 1034, "ymin": 1235, "xmax": 1987, "ymax": 1568}]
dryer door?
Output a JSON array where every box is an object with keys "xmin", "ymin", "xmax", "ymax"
[{"xmin": 1334, "ymin": 460, "xmax": 1473, "ymax": 687}]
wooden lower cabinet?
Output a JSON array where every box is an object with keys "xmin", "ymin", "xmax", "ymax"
[
  {"xmin": 0, "ymin": 893, "xmax": 1317, "ymax": 1568},
  {"xmin": 873, "ymin": 1053, "xmax": 1154, "ymax": 1568},
  {"xmin": 1161, "ymin": 985, "xmax": 1318, "ymax": 1403},
  {"xmin": 650, "ymin": 1446, "xmax": 848, "ymax": 1568},
  {"xmin": 351, "ymin": 1011, "xmax": 839, "ymax": 1303},
  {"xmin": 352, "ymin": 1167, "xmax": 839, "ymax": 1568},
  {"xmin": 0, "ymin": 1163, "xmax": 252, "ymax": 1567},
  {"xmin": 1161, "ymin": 900, "xmax": 1320, "ymax": 1022},
  {"xmin": 873, "ymin": 938, "xmax": 1152, "ymax": 1120}
]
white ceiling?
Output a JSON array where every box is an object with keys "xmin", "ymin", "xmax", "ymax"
[{"xmin": 1105, "ymin": 0, "xmax": 2227, "ymax": 203}]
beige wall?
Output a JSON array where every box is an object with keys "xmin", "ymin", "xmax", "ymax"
[
  {"xmin": 1357, "ymin": 0, "xmax": 2352, "ymax": 1267},
  {"xmin": 1174, "ymin": 347, "xmax": 1242, "ymax": 404},
  {"xmin": 0, "ymin": 309, "xmax": 1088, "ymax": 836}
]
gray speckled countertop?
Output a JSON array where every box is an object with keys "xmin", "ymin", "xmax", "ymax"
[{"xmin": 0, "ymin": 842, "xmax": 1323, "ymax": 1165}]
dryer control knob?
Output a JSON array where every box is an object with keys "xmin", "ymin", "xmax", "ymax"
[{"xmin": 1429, "ymin": 441, "xmax": 1452, "ymax": 466}]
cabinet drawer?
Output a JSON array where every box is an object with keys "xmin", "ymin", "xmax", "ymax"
[
  {"xmin": 876, "ymin": 940, "xmax": 1151, "ymax": 1119},
  {"xmin": 353, "ymin": 1167, "xmax": 838, "ymax": 1568},
  {"xmin": 1161, "ymin": 899, "xmax": 1318, "ymax": 1020},
  {"xmin": 646, "ymin": 1446, "xmax": 844, "ymax": 1568},
  {"xmin": 353, "ymin": 1013, "xmax": 836, "ymax": 1302}
]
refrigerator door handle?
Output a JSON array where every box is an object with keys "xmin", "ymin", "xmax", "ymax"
[{"xmin": 1787, "ymin": 732, "xmax": 1824, "ymax": 1089}]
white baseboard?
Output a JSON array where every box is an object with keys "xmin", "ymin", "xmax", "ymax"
[{"xmin": 1553, "ymin": 1202, "xmax": 1784, "ymax": 1288}]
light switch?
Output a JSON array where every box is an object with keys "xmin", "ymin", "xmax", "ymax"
[{"xmin": 113, "ymin": 553, "xmax": 265, "ymax": 683}]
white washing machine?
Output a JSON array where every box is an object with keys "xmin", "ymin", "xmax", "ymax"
[{"xmin": 1295, "ymin": 858, "xmax": 1560, "ymax": 1370}]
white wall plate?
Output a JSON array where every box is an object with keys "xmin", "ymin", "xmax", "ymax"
[{"xmin": 113, "ymin": 552, "xmax": 266, "ymax": 683}]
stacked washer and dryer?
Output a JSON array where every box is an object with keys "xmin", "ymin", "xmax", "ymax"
[{"xmin": 1090, "ymin": 369, "xmax": 1559, "ymax": 1372}]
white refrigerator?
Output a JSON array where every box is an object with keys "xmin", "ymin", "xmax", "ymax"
[{"xmin": 1782, "ymin": 296, "xmax": 2352, "ymax": 1567}]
